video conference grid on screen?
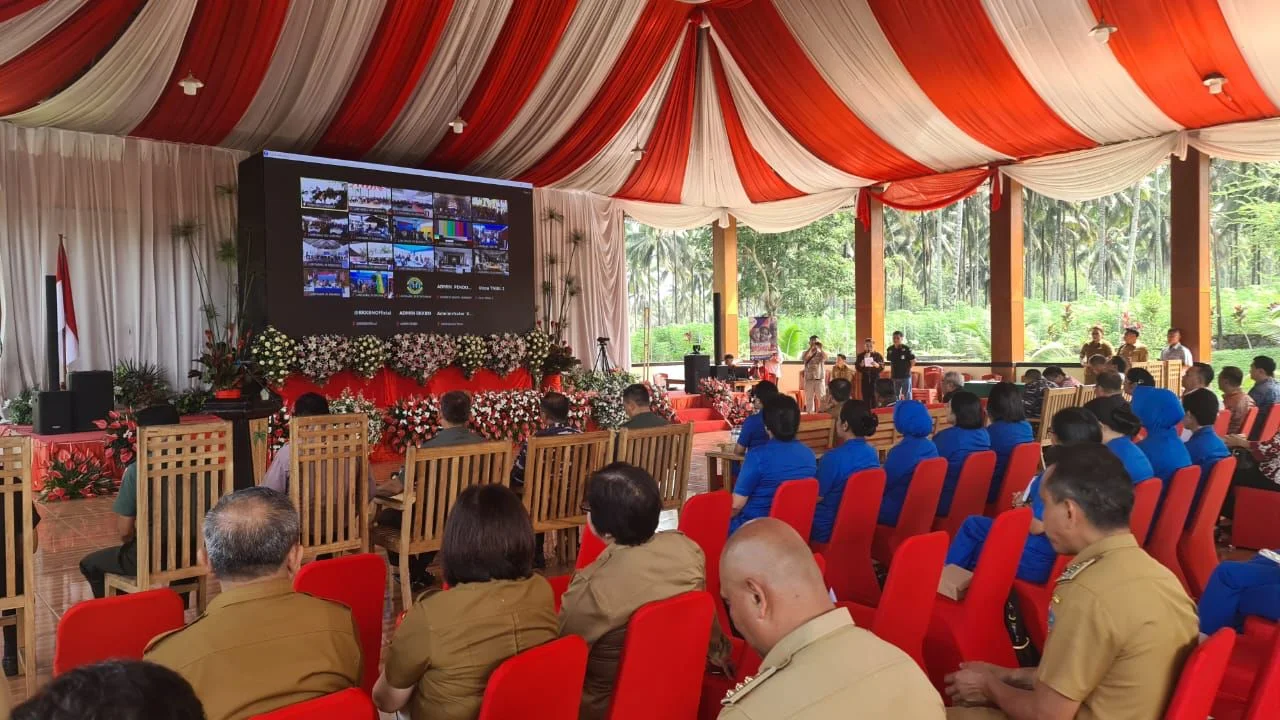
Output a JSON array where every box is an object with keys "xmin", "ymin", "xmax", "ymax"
[{"xmin": 300, "ymin": 178, "xmax": 512, "ymax": 303}]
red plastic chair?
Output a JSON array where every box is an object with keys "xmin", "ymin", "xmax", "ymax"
[
  {"xmin": 815, "ymin": 468, "xmax": 885, "ymax": 607},
  {"xmin": 1130, "ymin": 478, "xmax": 1162, "ymax": 546},
  {"xmin": 293, "ymin": 553, "xmax": 386, "ymax": 693},
  {"xmin": 1163, "ymin": 628, "xmax": 1236, "ymax": 720},
  {"xmin": 769, "ymin": 478, "xmax": 819, "ymax": 542},
  {"xmin": 924, "ymin": 507, "xmax": 1032, "ymax": 693},
  {"xmin": 1214, "ymin": 620, "xmax": 1280, "ymax": 720},
  {"xmin": 873, "ymin": 457, "xmax": 946, "ymax": 565},
  {"xmin": 577, "ymin": 524, "xmax": 607, "ymax": 570},
  {"xmin": 985, "ymin": 442, "xmax": 1041, "ymax": 517},
  {"xmin": 547, "ymin": 573, "xmax": 572, "ymax": 612},
  {"xmin": 608, "ymin": 591, "xmax": 715, "ymax": 720},
  {"xmin": 839, "ymin": 531, "xmax": 947, "ymax": 671},
  {"xmin": 250, "ymin": 688, "xmax": 376, "ymax": 719},
  {"xmin": 679, "ymin": 491, "xmax": 732, "ymax": 633},
  {"xmin": 1011, "ymin": 554, "xmax": 1073, "ymax": 652},
  {"xmin": 1254, "ymin": 406, "xmax": 1280, "ymax": 443},
  {"xmin": 478, "ymin": 636, "xmax": 588, "ymax": 720},
  {"xmin": 934, "ymin": 451, "xmax": 996, "ymax": 539},
  {"xmin": 1214, "ymin": 408, "xmax": 1234, "ymax": 437},
  {"xmin": 1179, "ymin": 456, "xmax": 1237, "ymax": 598},
  {"xmin": 1144, "ymin": 466, "xmax": 1200, "ymax": 594},
  {"xmin": 1238, "ymin": 406, "xmax": 1259, "ymax": 438},
  {"xmin": 980, "ymin": 374, "xmax": 998, "ymax": 381},
  {"xmin": 54, "ymin": 589, "xmax": 186, "ymax": 676}
]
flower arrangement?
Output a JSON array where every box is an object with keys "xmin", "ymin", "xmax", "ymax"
[
  {"xmin": 698, "ymin": 377, "xmax": 735, "ymax": 406},
  {"xmin": 565, "ymin": 368, "xmax": 639, "ymax": 430},
  {"xmin": 94, "ymin": 410, "xmax": 138, "ymax": 465},
  {"xmin": 265, "ymin": 407, "xmax": 291, "ymax": 452},
  {"xmin": 349, "ymin": 335, "xmax": 390, "ymax": 379},
  {"xmin": 113, "ymin": 360, "xmax": 171, "ymax": 409},
  {"xmin": 1, "ymin": 387, "xmax": 35, "ymax": 425},
  {"xmin": 564, "ymin": 391, "xmax": 594, "ymax": 430},
  {"xmin": 295, "ymin": 334, "xmax": 351, "ymax": 384},
  {"xmin": 646, "ymin": 382, "xmax": 679, "ymax": 422},
  {"xmin": 190, "ymin": 325, "xmax": 251, "ymax": 391},
  {"xmin": 485, "ymin": 333, "xmax": 527, "ymax": 376},
  {"xmin": 699, "ymin": 378, "xmax": 747, "ymax": 426},
  {"xmin": 251, "ymin": 325, "xmax": 297, "ymax": 387},
  {"xmin": 41, "ymin": 447, "xmax": 114, "ymax": 501},
  {"xmin": 389, "ymin": 332, "xmax": 457, "ymax": 382},
  {"xmin": 455, "ymin": 335, "xmax": 487, "ymax": 378},
  {"xmin": 328, "ymin": 388, "xmax": 383, "ymax": 446},
  {"xmin": 469, "ymin": 390, "xmax": 544, "ymax": 443},
  {"xmin": 719, "ymin": 396, "xmax": 755, "ymax": 427},
  {"xmin": 524, "ymin": 327, "xmax": 551, "ymax": 381},
  {"xmin": 383, "ymin": 395, "xmax": 440, "ymax": 453}
]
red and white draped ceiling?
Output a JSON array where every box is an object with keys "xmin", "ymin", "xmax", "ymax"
[{"xmin": 4, "ymin": 0, "xmax": 1280, "ymax": 230}]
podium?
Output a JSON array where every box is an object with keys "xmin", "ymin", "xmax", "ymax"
[
  {"xmin": 683, "ymin": 354, "xmax": 711, "ymax": 394},
  {"xmin": 202, "ymin": 396, "xmax": 282, "ymax": 491}
]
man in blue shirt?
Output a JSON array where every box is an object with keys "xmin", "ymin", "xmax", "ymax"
[
  {"xmin": 1248, "ymin": 355, "xmax": 1280, "ymax": 412},
  {"xmin": 812, "ymin": 400, "xmax": 880, "ymax": 544},
  {"xmin": 1182, "ymin": 389, "xmax": 1231, "ymax": 528},
  {"xmin": 730, "ymin": 394, "xmax": 816, "ymax": 534}
]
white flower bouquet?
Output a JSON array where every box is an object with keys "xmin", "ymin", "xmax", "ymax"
[
  {"xmin": 250, "ymin": 326, "xmax": 297, "ymax": 387},
  {"xmin": 327, "ymin": 388, "xmax": 383, "ymax": 446},
  {"xmin": 486, "ymin": 333, "xmax": 527, "ymax": 376},
  {"xmin": 295, "ymin": 334, "xmax": 351, "ymax": 384},
  {"xmin": 349, "ymin": 335, "xmax": 390, "ymax": 379},
  {"xmin": 455, "ymin": 334, "xmax": 487, "ymax": 378}
]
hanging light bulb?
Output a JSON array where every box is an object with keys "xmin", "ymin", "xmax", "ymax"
[
  {"xmin": 448, "ymin": 117, "xmax": 467, "ymax": 134},
  {"xmin": 178, "ymin": 72, "xmax": 204, "ymax": 96},
  {"xmin": 1203, "ymin": 73, "xmax": 1228, "ymax": 95},
  {"xmin": 1089, "ymin": 18, "xmax": 1117, "ymax": 43},
  {"xmin": 630, "ymin": 144, "xmax": 645, "ymax": 162}
]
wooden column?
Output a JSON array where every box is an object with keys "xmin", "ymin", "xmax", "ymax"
[
  {"xmin": 1170, "ymin": 147, "xmax": 1212, "ymax": 361},
  {"xmin": 712, "ymin": 216, "xmax": 739, "ymax": 358},
  {"xmin": 990, "ymin": 177, "xmax": 1025, "ymax": 378},
  {"xmin": 855, "ymin": 198, "xmax": 885, "ymax": 349}
]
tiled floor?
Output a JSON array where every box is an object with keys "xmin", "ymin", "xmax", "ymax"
[{"xmin": 4, "ymin": 431, "xmax": 735, "ymax": 707}]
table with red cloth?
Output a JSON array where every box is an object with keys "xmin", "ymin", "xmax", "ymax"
[{"xmin": 4, "ymin": 414, "xmax": 220, "ymax": 492}]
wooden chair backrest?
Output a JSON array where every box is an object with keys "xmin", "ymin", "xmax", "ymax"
[
  {"xmin": 524, "ymin": 431, "xmax": 615, "ymax": 533},
  {"xmin": 135, "ymin": 422, "xmax": 234, "ymax": 588},
  {"xmin": 1129, "ymin": 361, "xmax": 1161, "ymax": 388},
  {"xmin": 249, "ymin": 416, "xmax": 270, "ymax": 486},
  {"xmin": 1073, "ymin": 386, "xmax": 1095, "ymax": 407},
  {"xmin": 615, "ymin": 423, "xmax": 694, "ymax": 511},
  {"xmin": 1163, "ymin": 360, "xmax": 1183, "ymax": 391},
  {"xmin": 289, "ymin": 414, "xmax": 370, "ymax": 559},
  {"xmin": 867, "ymin": 416, "xmax": 896, "ymax": 453},
  {"xmin": 929, "ymin": 405, "xmax": 951, "ymax": 436},
  {"xmin": 402, "ymin": 441, "xmax": 513, "ymax": 553},
  {"xmin": 795, "ymin": 418, "xmax": 834, "ymax": 454},
  {"xmin": 0, "ymin": 438, "xmax": 34, "ymax": 609},
  {"xmin": 1036, "ymin": 388, "xmax": 1078, "ymax": 444}
]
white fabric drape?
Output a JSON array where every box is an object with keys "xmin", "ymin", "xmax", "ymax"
[
  {"xmin": 3, "ymin": 0, "xmax": 197, "ymax": 135},
  {"xmin": 0, "ymin": 122, "xmax": 244, "ymax": 395},
  {"xmin": 0, "ymin": 0, "xmax": 89, "ymax": 65},
  {"xmin": 680, "ymin": 37, "xmax": 752, "ymax": 209},
  {"xmin": 615, "ymin": 187, "xmax": 859, "ymax": 234},
  {"xmin": 776, "ymin": 0, "xmax": 1001, "ymax": 171},
  {"xmin": 222, "ymin": 0, "xmax": 387, "ymax": 152},
  {"xmin": 533, "ymin": 188, "xmax": 629, "ymax": 369}
]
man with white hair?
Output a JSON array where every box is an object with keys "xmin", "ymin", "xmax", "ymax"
[{"xmin": 941, "ymin": 371, "xmax": 966, "ymax": 404}]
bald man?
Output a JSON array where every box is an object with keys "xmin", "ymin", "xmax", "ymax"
[{"xmin": 717, "ymin": 519, "xmax": 943, "ymax": 719}]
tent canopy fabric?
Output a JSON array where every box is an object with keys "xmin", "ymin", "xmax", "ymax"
[{"xmin": 2, "ymin": 0, "xmax": 1279, "ymax": 221}]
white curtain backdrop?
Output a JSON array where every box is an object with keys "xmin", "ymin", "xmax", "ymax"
[{"xmin": 0, "ymin": 122, "xmax": 244, "ymax": 396}]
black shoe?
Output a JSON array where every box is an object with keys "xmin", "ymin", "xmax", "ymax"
[{"xmin": 3, "ymin": 656, "xmax": 17, "ymax": 677}]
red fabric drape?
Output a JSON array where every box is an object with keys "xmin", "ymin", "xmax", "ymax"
[
  {"xmin": 131, "ymin": 0, "xmax": 289, "ymax": 144},
  {"xmin": 0, "ymin": 0, "xmax": 142, "ymax": 115},
  {"xmin": 516, "ymin": 0, "xmax": 691, "ymax": 187},
  {"xmin": 275, "ymin": 367, "xmax": 535, "ymax": 410},
  {"xmin": 0, "ymin": 0, "xmax": 48, "ymax": 23},
  {"xmin": 312, "ymin": 0, "xmax": 456, "ymax": 159},
  {"xmin": 707, "ymin": 43, "xmax": 802, "ymax": 203},
  {"xmin": 868, "ymin": 0, "xmax": 1094, "ymax": 160},
  {"xmin": 423, "ymin": 0, "xmax": 578, "ymax": 172},
  {"xmin": 1087, "ymin": 0, "xmax": 1277, "ymax": 128},
  {"xmin": 614, "ymin": 26, "xmax": 698, "ymax": 203},
  {"xmin": 708, "ymin": 1, "xmax": 928, "ymax": 182},
  {"xmin": 856, "ymin": 167, "xmax": 994, "ymax": 228}
]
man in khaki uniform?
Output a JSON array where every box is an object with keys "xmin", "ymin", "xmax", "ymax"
[
  {"xmin": 944, "ymin": 445, "xmax": 1198, "ymax": 719},
  {"xmin": 1116, "ymin": 327, "xmax": 1149, "ymax": 364},
  {"xmin": 145, "ymin": 487, "xmax": 361, "ymax": 720},
  {"xmin": 718, "ymin": 518, "xmax": 943, "ymax": 719}
]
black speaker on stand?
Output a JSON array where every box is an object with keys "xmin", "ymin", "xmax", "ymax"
[{"xmin": 34, "ymin": 275, "xmax": 74, "ymax": 434}]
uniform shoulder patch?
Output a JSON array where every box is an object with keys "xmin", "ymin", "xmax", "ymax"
[
  {"xmin": 721, "ymin": 665, "xmax": 779, "ymax": 706},
  {"xmin": 1056, "ymin": 556, "xmax": 1099, "ymax": 584}
]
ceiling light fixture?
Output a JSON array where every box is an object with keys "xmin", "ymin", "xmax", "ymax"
[
  {"xmin": 630, "ymin": 144, "xmax": 645, "ymax": 162},
  {"xmin": 1203, "ymin": 73, "xmax": 1227, "ymax": 95},
  {"xmin": 448, "ymin": 58, "xmax": 465, "ymax": 134},
  {"xmin": 1089, "ymin": 18, "xmax": 1117, "ymax": 43},
  {"xmin": 448, "ymin": 117, "xmax": 467, "ymax": 134},
  {"xmin": 178, "ymin": 72, "xmax": 204, "ymax": 96}
]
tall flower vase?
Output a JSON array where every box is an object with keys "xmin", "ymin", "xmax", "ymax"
[{"xmin": 540, "ymin": 374, "xmax": 563, "ymax": 391}]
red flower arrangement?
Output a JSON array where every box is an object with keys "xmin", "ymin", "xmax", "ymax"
[
  {"xmin": 469, "ymin": 391, "xmax": 544, "ymax": 444},
  {"xmin": 383, "ymin": 396, "xmax": 441, "ymax": 453},
  {"xmin": 266, "ymin": 407, "xmax": 291, "ymax": 453},
  {"xmin": 41, "ymin": 447, "xmax": 114, "ymax": 501},
  {"xmin": 646, "ymin": 381, "xmax": 678, "ymax": 422},
  {"xmin": 698, "ymin": 378, "xmax": 749, "ymax": 426},
  {"xmin": 94, "ymin": 410, "xmax": 137, "ymax": 465}
]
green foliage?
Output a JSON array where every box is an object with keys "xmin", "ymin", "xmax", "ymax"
[
  {"xmin": 113, "ymin": 360, "xmax": 171, "ymax": 409},
  {"xmin": 172, "ymin": 388, "xmax": 211, "ymax": 416},
  {"xmin": 3, "ymin": 387, "xmax": 35, "ymax": 425}
]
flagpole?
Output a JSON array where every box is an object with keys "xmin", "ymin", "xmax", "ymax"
[{"xmin": 58, "ymin": 234, "xmax": 67, "ymax": 389}]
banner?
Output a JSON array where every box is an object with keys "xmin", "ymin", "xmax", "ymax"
[{"xmin": 749, "ymin": 316, "xmax": 777, "ymax": 360}]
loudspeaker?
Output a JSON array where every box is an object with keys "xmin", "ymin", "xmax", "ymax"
[
  {"xmin": 33, "ymin": 390, "xmax": 74, "ymax": 435},
  {"xmin": 713, "ymin": 365, "xmax": 731, "ymax": 381},
  {"xmin": 684, "ymin": 354, "xmax": 711, "ymax": 394},
  {"xmin": 44, "ymin": 275, "xmax": 58, "ymax": 390},
  {"xmin": 69, "ymin": 370, "xmax": 114, "ymax": 431},
  {"xmin": 712, "ymin": 292, "xmax": 723, "ymax": 364}
]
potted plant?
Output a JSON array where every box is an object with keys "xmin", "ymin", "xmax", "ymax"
[{"xmin": 191, "ymin": 324, "xmax": 252, "ymax": 399}]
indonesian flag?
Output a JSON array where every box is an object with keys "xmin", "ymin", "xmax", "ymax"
[{"xmin": 56, "ymin": 238, "xmax": 78, "ymax": 366}]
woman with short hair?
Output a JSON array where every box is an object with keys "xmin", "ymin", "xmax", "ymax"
[
  {"xmin": 985, "ymin": 382, "xmax": 1034, "ymax": 505},
  {"xmin": 729, "ymin": 394, "xmax": 817, "ymax": 534},
  {"xmin": 812, "ymin": 401, "xmax": 880, "ymax": 545},
  {"xmin": 932, "ymin": 391, "xmax": 992, "ymax": 518}
]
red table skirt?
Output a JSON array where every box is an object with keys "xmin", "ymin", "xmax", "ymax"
[{"xmin": 275, "ymin": 366, "xmax": 537, "ymax": 408}]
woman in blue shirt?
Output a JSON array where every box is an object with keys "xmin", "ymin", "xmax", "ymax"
[
  {"xmin": 735, "ymin": 381, "xmax": 779, "ymax": 455},
  {"xmin": 730, "ymin": 394, "xmax": 817, "ymax": 534},
  {"xmin": 1085, "ymin": 397, "xmax": 1154, "ymax": 485},
  {"xmin": 932, "ymin": 391, "xmax": 992, "ymax": 517},
  {"xmin": 812, "ymin": 400, "xmax": 881, "ymax": 544},
  {"xmin": 879, "ymin": 400, "xmax": 939, "ymax": 526},
  {"xmin": 1133, "ymin": 387, "xmax": 1193, "ymax": 516},
  {"xmin": 946, "ymin": 408, "xmax": 1102, "ymax": 583},
  {"xmin": 985, "ymin": 382, "xmax": 1035, "ymax": 504}
]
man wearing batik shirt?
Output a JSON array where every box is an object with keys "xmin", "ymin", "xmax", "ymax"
[{"xmin": 511, "ymin": 392, "xmax": 581, "ymax": 487}]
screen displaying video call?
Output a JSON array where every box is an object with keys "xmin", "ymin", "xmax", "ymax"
[{"xmin": 239, "ymin": 151, "xmax": 534, "ymax": 336}]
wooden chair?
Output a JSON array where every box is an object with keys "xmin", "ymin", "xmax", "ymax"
[
  {"xmin": 615, "ymin": 423, "xmax": 694, "ymax": 512},
  {"xmin": 372, "ymin": 441, "xmax": 512, "ymax": 608},
  {"xmin": 1073, "ymin": 385, "xmax": 1094, "ymax": 406},
  {"xmin": 928, "ymin": 405, "xmax": 951, "ymax": 436},
  {"xmin": 289, "ymin": 414, "xmax": 370, "ymax": 561},
  {"xmin": 1035, "ymin": 387, "xmax": 1077, "ymax": 446},
  {"xmin": 523, "ymin": 431, "xmax": 615, "ymax": 564},
  {"xmin": 105, "ymin": 421, "xmax": 235, "ymax": 613},
  {"xmin": 866, "ymin": 417, "xmax": 897, "ymax": 457},
  {"xmin": 795, "ymin": 417, "xmax": 834, "ymax": 455},
  {"xmin": 0, "ymin": 438, "xmax": 37, "ymax": 694},
  {"xmin": 249, "ymin": 415, "xmax": 270, "ymax": 485},
  {"xmin": 1164, "ymin": 360, "xmax": 1184, "ymax": 391}
]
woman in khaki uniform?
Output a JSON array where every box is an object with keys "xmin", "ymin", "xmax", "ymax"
[
  {"xmin": 374, "ymin": 484, "xmax": 558, "ymax": 720},
  {"xmin": 560, "ymin": 463, "xmax": 731, "ymax": 720}
]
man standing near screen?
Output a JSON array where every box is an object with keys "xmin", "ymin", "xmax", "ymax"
[{"xmin": 802, "ymin": 337, "xmax": 827, "ymax": 412}]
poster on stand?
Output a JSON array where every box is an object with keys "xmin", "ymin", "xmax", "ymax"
[{"xmin": 749, "ymin": 316, "xmax": 777, "ymax": 360}]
